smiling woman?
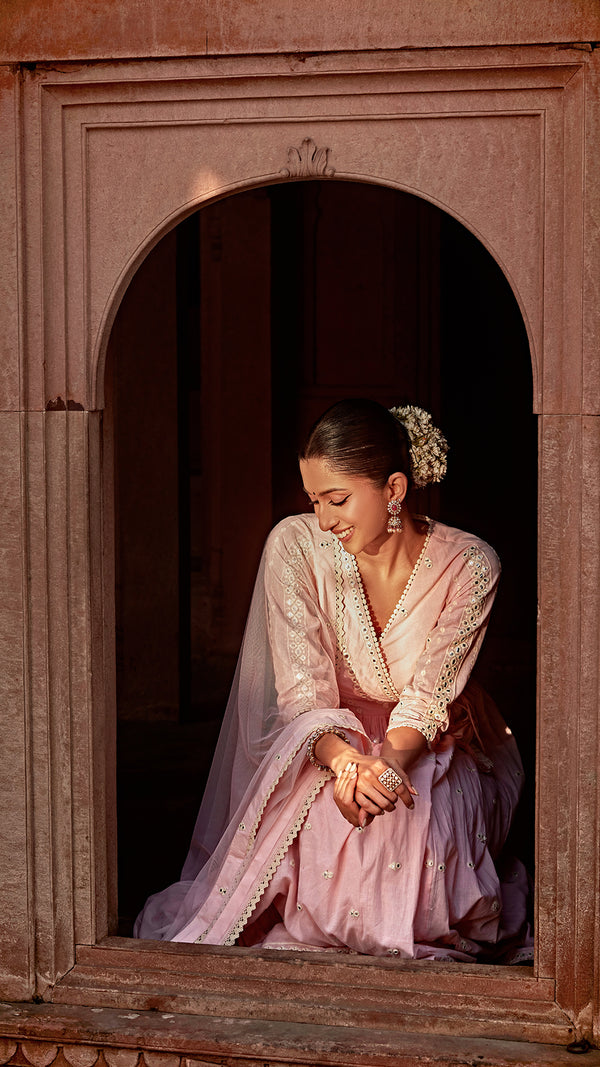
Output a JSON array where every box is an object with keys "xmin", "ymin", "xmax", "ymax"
[
  {"xmin": 135, "ymin": 398, "xmax": 532, "ymax": 961},
  {"xmin": 301, "ymin": 461, "xmax": 392, "ymax": 552}
]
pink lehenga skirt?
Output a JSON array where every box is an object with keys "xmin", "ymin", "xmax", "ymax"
[
  {"xmin": 236, "ymin": 682, "xmax": 532, "ymax": 961},
  {"xmin": 136, "ymin": 682, "xmax": 531, "ymax": 961}
]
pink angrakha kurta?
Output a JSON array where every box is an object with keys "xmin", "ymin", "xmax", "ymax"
[{"xmin": 135, "ymin": 514, "xmax": 531, "ymax": 960}]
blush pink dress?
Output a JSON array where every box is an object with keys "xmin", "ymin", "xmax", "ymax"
[{"xmin": 135, "ymin": 515, "xmax": 531, "ymax": 961}]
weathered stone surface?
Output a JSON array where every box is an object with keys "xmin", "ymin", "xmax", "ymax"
[
  {"xmin": 61, "ymin": 1046, "xmax": 100, "ymax": 1067},
  {"xmin": 0, "ymin": 71, "xmax": 20, "ymax": 410},
  {"xmin": 0, "ymin": 0, "xmax": 599, "ymax": 63},
  {"xmin": 0, "ymin": 1041, "xmax": 17, "ymax": 1065},
  {"xmin": 15, "ymin": 50, "xmax": 594, "ymax": 416},
  {"xmin": 50, "ymin": 938, "xmax": 566, "ymax": 1045},
  {"xmin": 143, "ymin": 1054, "xmax": 180, "ymax": 1067},
  {"xmin": 0, "ymin": 414, "xmax": 29, "ymax": 1000},
  {"xmin": 102, "ymin": 1051, "xmax": 139, "ymax": 1067},
  {"xmin": 0, "ymin": 3, "xmax": 599, "ymax": 1060},
  {"xmin": 0, "ymin": 1002, "xmax": 599, "ymax": 1067},
  {"xmin": 20, "ymin": 1044, "xmax": 59, "ymax": 1067}
]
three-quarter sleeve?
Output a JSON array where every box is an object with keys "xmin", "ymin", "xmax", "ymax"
[
  {"xmin": 263, "ymin": 522, "xmax": 342, "ymax": 723},
  {"xmin": 386, "ymin": 543, "xmax": 500, "ymax": 743}
]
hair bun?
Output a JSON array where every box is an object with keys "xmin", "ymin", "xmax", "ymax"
[{"xmin": 389, "ymin": 405, "xmax": 449, "ymax": 488}]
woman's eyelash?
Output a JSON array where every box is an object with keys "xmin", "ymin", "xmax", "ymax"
[{"xmin": 309, "ymin": 496, "xmax": 349, "ymax": 507}]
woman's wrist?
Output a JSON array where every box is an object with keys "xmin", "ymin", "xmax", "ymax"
[
  {"xmin": 313, "ymin": 731, "xmax": 358, "ymax": 775},
  {"xmin": 381, "ymin": 728, "xmax": 426, "ymax": 771}
]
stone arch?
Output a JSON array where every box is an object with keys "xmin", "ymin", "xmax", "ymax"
[
  {"xmin": 106, "ymin": 174, "xmax": 537, "ymax": 923},
  {"xmin": 93, "ymin": 172, "xmax": 538, "ymax": 413}
]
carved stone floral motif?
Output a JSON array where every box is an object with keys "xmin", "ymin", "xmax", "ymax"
[
  {"xmin": 19, "ymin": 1045, "xmax": 58, "ymax": 1067},
  {"xmin": 280, "ymin": 138, "xmax": 335, "ymax": 177},
  {"xmin": 62, "ymin": 1048, "xmax": 102, "ymax": 1067},
  {"xmin": 0, "ymin": 1043, "xmax": 190, "ymax": 1067},
  {"xmin": 0, "ymin": 1041, "xmax": 277, "ymax": 1067}
]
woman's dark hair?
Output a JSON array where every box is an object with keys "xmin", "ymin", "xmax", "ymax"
[{"xmin": 299, "ymin": 398, "xmax": 412, "ymax": 488}]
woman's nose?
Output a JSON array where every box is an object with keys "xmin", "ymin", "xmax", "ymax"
[{"xmin": 318, "ymin": 509, "xmax": 336, "ymax": 532}]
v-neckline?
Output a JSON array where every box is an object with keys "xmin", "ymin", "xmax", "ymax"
[
  {"xmin": 332, "ymin": 519, "xmax": 433, "ymax": 706},
  {"xmin": 350, "ymin": 518, "xmax": 433, "ymax": 643}
]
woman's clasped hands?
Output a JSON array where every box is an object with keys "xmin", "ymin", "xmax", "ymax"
[{"xmin": 332, "ymin": 753, "xmax": 418, "ymax": 828}]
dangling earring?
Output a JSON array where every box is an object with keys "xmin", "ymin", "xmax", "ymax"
[{"xmin": 387, "ymin": 499, "xmax": 403, "ymax": 533}]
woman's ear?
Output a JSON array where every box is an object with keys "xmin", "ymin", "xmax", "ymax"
[{"xmin": 387, "ymin": 472, "xmax": 409, "ymax": 502}]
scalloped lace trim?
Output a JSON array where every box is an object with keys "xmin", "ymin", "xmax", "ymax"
[
  {"xmin": 222, "ymin": 773, "xmax": 330, "ymax": 946},
  {"xmin": 246, "ymin": 736, "xmax": 313, "ymax": 850},
  {"xmin": 193, "ymin": 741, "xmax": 332, "ymax": 944},
  {"xmin": 333, "ymin": 539, "xmax": 379, "ymax": 702}
]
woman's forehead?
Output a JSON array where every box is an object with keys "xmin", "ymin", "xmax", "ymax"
[
  {"xmin": 299, "ymin": 457, "xmax": 344, "ymax": 492},
  {"xmin": 299, "ymin": 457, "xmax": 370, "ymax": 495}
]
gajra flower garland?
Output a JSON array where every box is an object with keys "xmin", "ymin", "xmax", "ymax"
[{"xmin": 389, "ymin": 405, "xmax": 449, "ymax": 488}]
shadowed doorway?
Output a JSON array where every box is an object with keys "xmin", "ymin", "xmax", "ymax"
[{"xmin": 105, "ymin": 181, "xmax": 536, "ymax": 934}]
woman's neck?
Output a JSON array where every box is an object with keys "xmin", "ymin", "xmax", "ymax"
[{"xmin": 356, "ymin": 510, "xmax": 429, "ymax": 581}]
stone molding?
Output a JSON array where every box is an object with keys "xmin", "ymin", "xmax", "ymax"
[
  {"xmin": 1, "ymin": 1003, "xmax": 599, "ymax": 1067},
  {"xmin": 11, "ymin": 48, "xmax": 599, "ymax": 415},
  {"xmin": 0, "ymin": 1041, "xmax": 180, "ymax": 1067},
  {"xmin": 2, "ymin": 1, "xmax": 600, "ymax": 64}
]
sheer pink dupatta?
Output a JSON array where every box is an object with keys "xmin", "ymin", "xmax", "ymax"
[{"xmin": 134, "ymin": 528, "xmax": 366, "ymax": 943}]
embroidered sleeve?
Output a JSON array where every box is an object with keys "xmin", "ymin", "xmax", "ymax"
[
  {"xmin": 386, "ymin": 544, "xmax": 500, "ymax": 743},
  {"xmin": 263, "ymin": 522, "xmax": 342, "ymax": 723}
]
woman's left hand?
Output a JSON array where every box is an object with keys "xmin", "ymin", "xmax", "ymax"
[{"xmin": 333, "ymin": 755, "xmax": 417, "ymax": 828}]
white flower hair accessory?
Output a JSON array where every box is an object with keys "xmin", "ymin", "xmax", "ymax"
[{"xmin": 389, "ymin": 404, "xmax": 449, "ymax": 488}]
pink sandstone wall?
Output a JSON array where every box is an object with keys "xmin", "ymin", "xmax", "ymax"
[
  {"xmin": 0, "ymin": 0, "xmax": 599, "ymax": 1063},
  {"xmin": 0, "ymin": 0, "xmax": 599, "ymax": 63}
]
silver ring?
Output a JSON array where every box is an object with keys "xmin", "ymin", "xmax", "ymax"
[{"xmin": 378, "ymin": 768, "xmax": 403, "ymax": 791}]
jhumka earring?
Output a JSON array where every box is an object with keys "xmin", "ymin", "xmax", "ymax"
[{"xmin": 387, "ymin": 499, "xmax": 403, "ymax": 533}]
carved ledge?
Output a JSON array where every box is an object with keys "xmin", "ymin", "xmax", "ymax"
[
  {"xmin": 280, "ymin": 138, "xmax": 335, "ymax": 178},
  {"xmin": 0, "ymin": 1040, "xmax": 184, "ymax": 1067},
  {"xmin": 0, "ymin": 1021, "xmax": 592, "ymax": 1067}
]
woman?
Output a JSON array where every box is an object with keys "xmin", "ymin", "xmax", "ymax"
[{"xmin": 135, "ymin": 398, "xmax": 531, "ymax": 960}]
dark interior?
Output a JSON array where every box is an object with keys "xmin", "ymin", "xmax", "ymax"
[{"xmin": 106, "ymin": 180, "xmax": 536, "ymax": 935}]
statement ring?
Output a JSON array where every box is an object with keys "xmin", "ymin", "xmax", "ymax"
[{"xmin": 378, "ymin": 767, "xmax": 403, "ymax": 791}]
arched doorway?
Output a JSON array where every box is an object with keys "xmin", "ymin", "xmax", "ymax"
[{"xmin": 105, "ymin": 180, "xmax": 536, "ymax": 934}]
